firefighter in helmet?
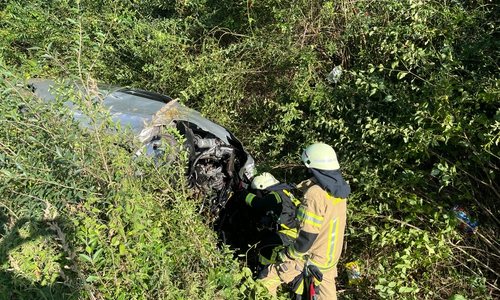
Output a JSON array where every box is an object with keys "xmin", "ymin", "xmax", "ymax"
[
  {"xmin": 258, "ymin": 143, "xmax": 351, "ymax": 300},
  {"xmin": 236, "ymin": 172, "xmax": 301, "ymax": 266}
]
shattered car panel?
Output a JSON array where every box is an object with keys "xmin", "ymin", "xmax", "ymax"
[
  {"xmin": 28, "ymin": 79, "xmax": 255, "ymax": 220},
  {"xmin": 28, "ymin": 79, "xmax": 240, "ymax": 144}
]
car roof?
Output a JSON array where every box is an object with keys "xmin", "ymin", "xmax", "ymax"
[{"xmin": 28, "ymin": 79, "xmax": 234, "ymax": 144}]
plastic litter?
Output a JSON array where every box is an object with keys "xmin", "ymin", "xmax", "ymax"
[
  {"xmin": 450, "ymin": 205, "xmax": 478, "ymax": 233},
  {"xmin": 327, "ymin": 65, "xmax": 343, "ymax": 83},
  {"xmin": 345, "ymin": 261, "xmax": 361, "ymax": 285}
]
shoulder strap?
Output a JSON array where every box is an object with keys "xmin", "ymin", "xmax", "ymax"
[{"xmin": 277, "ymin": 189, "xmax": 300, "ymax": 229}]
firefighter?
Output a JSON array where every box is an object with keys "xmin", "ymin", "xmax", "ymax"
[
  {"xmin": 258, "ymin": 143, "xmax": 351, "ymax": 300},
  {"xmin": 235, "ymin": 172, "xmax": 301, "ymax": 266}
]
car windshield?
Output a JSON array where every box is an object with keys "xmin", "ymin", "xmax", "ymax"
[{"xmin": 117, "ymin": 88, "xmax": 174, "ymax": 104}]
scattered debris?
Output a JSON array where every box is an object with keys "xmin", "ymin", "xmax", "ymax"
[
  {"xmin": 327, "ymin": 65, "xmax": 343, "ymax": 84},
  {"xmin": 345, "ymin": 261, "xmax": 361, "ymax": 285},
  {"xmin": 450, "ymin": 205, "xmax": 478, "ymax": 233}
]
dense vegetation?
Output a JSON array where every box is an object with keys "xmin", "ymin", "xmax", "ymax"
[{"xmin": 1, "ymin": 0, "xmax": 499, "ymax": 299}]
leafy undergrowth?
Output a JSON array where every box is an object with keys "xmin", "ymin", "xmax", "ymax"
[
  {"xmin": 0, "ymin": 74, "xmax": 273, "ymax": 299},
  {"xmin": 1, "ymin": 0, "xmax": 499, "ymax": 299}
]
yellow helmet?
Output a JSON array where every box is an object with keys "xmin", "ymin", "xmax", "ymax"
[
  {"xmin": 301, "ymin": 143, "xmax": 340, "ymax": 170},
  {"xmin": 251, "ymin": 172, "xmax": 279, "ymax": 190}
]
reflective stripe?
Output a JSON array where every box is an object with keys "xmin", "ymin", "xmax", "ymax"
[
  {"xmin": 310, "ymin": 217, "xmax": 340, "ymax": 271},
  {"xmin": 279, "ymin": 228, "xmax": 298, "ymax": 239},
  {"xmin": 271, "ymin": 191, "xmax": 282, "ymax": 204},
  {"xmin": 245, "ymin": 193, "xmax": 256, "ymax": 206},
  {"xmin": 263, "ymin": 276, "xmax": 281, "ymax": 290},
  {"xmin": 288, "ymin": 244, "xmax": 303, "ymax": 260},
  {"xmin": 328, "ymin": 217, "xmax": 339, "ymax": 266},
  {"xmin": 327, "ymin": 193, "xmax": 343, "ymax": 205},
  {"xmin": 297, "ymin": 207, "xmax": 323, "ymax": 228},
  {"xmin": 310, "ymin": 258, "xmax": 338, "ymax": 272},
  {"xmin": 294, "ymin": 279, "xmax": 305, "ymax": 295},
  {"xmin": 259, "ymin": 246, "xmax": 283, "ymax": 265},
  {"xmin": 259, "ymin": 254, "xmax": 274, "ymax": 265}
]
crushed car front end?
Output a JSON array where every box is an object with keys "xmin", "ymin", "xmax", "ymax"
[{"xmin": 28, "ymin": 78, "xmax": 255, "ymax": 221}]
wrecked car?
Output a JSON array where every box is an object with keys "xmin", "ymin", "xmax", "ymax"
[{"xmin": 27, "ymin": 79, "xmax": 256, "ymax": 222}]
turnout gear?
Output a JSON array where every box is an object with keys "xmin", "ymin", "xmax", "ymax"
[
  {"xmin": 241, "ymin": 181, "xmax": 299, "ymax": 229},
  {"xmin": 250, "ymin": 182, "xmax": 301, "ymax": 266},
  {"xmin": 259, "ymin": 144, "xmax": 350, "ymax": 300},
  {"xmin": 259, "ymin": 179, "xmax": 348, "ymax": 299},
  {"xmin": 241, "ymin": 186, "xmax": 283, "ymax": 214},
  {"xmin": 256, "ymin": 188, "xmax": 300, "ymax": 266},
  {"xmin": 237, "ymin": 174, "xmax": 301, "ymax": 267},
  {"xmin": 288, "ymin": 181, "xmax": 348, "ymax": 271},
  {"xmin": 301, "ymin": 143, "xmax": 340, "ymax": 170},
  {"xmin": 251, "ymin": 172, "xmax": 280, "ymax": 190}
]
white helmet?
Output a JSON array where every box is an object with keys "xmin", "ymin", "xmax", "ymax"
[
  {"xmin": 301, "ymin": 143, "xmax": 340, "ymax": 170},
  {"xmin": 251, "ymin": 172, "xmax": 279, "ymax": 190}
]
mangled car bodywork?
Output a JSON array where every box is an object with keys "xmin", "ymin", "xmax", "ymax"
[{"xmin": 28, "ymin": 79, "xmax": 255, "ymax": 220}]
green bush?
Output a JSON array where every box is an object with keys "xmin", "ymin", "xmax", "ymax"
[
  {"xmin": 1, "ymin": 0, "xmax": 499, "ymax": 299},
  {"xmin": 0, "ymin": 71, "xmax": 271, "ymax": 299}
]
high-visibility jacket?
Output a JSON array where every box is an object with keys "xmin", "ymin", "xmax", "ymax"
[{"xmin": 288, "ymin": 179, "xmax": 347, "ymax": 272}]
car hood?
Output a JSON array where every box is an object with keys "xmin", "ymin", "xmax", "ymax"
[{"xmin": 28, "ymin": 79, "xmax": 234, "ymax": 145}]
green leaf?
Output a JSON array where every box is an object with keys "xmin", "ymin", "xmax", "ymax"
[
  {"xmin": 79, "ymin": 253, "xmax": 92, "ymax": 263},
  {"xmin": 1, "ymin": 169, "xmax": 14, "ymax": 177},
  {"xmin": 431, "ymin": 169, "xmax": 440, "ymax": 176},
  {"xmin": 119, "ymin": 244, "xmax": 127, "ymax": 256},
  {"xmin": 66, "ymin": 18, "xmax": 78, "ymax": 25},
  {"xmin": 397, "ymin": 72, "xmax": 409, "ymax": 79},
  {"xmin": 92, "ymin": 248, "xmax": 104, "ymax": 262},
  {"xmin": 86, "ymin": 275, "xmax": 99, "ymax": 282},
  {"xmin": 425, "ymin": 244, "xmax": 435, "ymax": 255}
]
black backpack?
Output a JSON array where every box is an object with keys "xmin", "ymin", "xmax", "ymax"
[{"xmin": 274, "ymin": 189, "xmax": 301, "ymax": 230}]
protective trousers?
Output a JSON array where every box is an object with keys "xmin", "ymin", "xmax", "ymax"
[{"xmin": 258, "ymin": 256, "xmax": 338, "ymax": 300}]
